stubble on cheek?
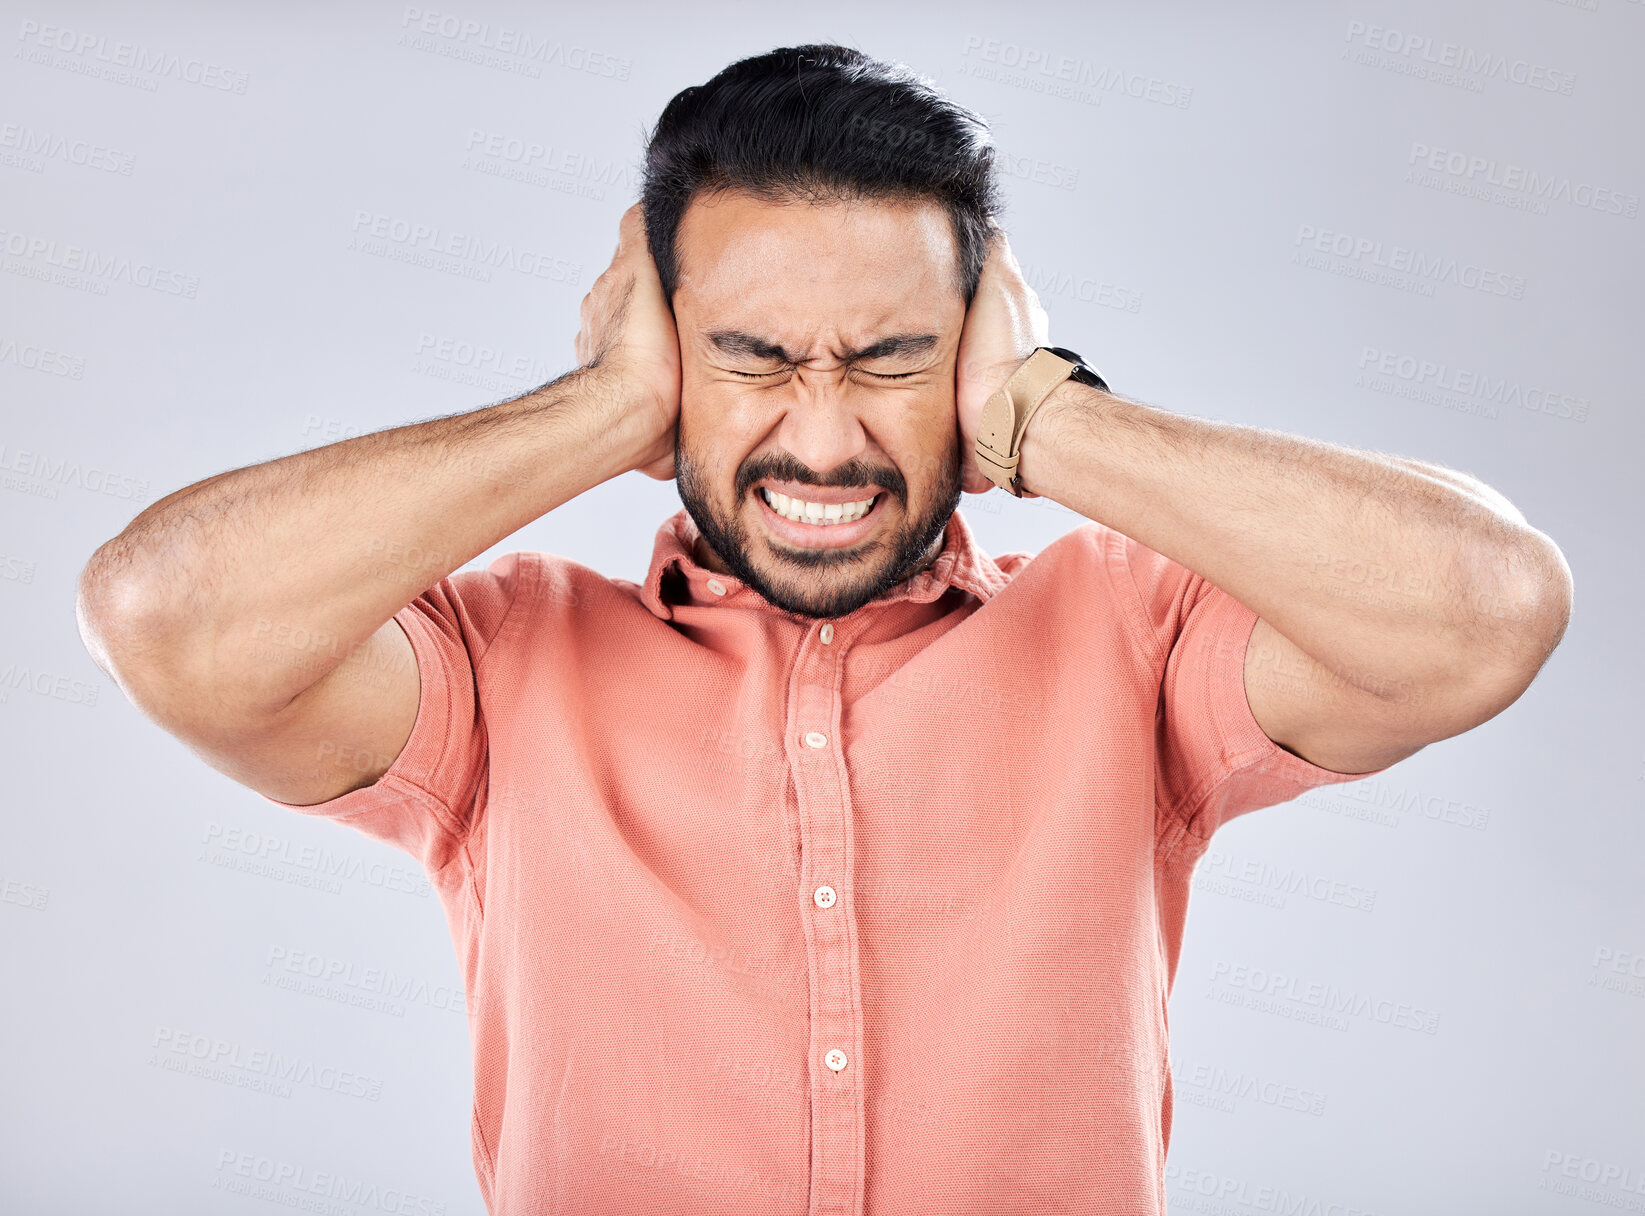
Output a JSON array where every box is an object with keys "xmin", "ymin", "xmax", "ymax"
[{"xmin": 672, "ymin": 393, "xmax": 960, "ymax": 616}]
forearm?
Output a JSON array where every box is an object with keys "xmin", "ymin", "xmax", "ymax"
[
  {"xmin": 1016, "ymin": 382, "xmax": 1570, "ymax": 696},
  {"xmin": 79, "ymin": 366, "xmax": 640, "ymax": 713}
]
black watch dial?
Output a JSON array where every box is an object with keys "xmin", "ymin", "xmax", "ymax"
[{"xmin": 1042, "ymin": 346, "xmax": 1109, "ymax": 393}]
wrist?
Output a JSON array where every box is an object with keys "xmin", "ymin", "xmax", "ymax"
[
  {"xmin": 575, "ymin": 363, "xmax": 677, "ymax": 476},
  {"xmin": 1014, "ymin": 378, "xmax": 1108, "ymax": 500}
]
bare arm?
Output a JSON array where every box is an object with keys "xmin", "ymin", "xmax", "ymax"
[
  {"xmin": 77, "ymin": 204, "xmax": 680, "ymax": 806},
  {"xmin": 953, "ymin": 229, "xmax": 1570, "ymax": 776}
]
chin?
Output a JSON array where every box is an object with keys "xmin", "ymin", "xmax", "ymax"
[
  {"xmin": 676, "ymin": 443, "xmax": 960, "ymax": 620},
  {"xmin": 747, "ymin": 552, "xmax": 895, "ymax": 620}
]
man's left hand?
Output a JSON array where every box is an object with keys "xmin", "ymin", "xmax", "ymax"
[{"xmin": 954, "ymin": 224, "xmax": 1051, "ymax": 495}]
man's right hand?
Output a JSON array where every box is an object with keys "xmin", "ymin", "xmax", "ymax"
[{"xmin": 575, "ymin": 202, "xmax": 682, "ymax": 481}]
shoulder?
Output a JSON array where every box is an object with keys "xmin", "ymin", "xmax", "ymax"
[
  {"xmin": 979, "ymin": 518, "xmax": 1180, "ymax": 672},
  {"xmin": 465, "ymin": 550, "xmax": 698, "ymax": 641},
  {"xmin": 989, "ymin": 517, "xmax": 1128, "ymax": 585},
  {"xmin": 473, "ymin": 549, "xmax": 650, "ymax": 617}
]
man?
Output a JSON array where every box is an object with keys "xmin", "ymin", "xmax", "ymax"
[{"xmin": 77, "ymin": 44, "xmax": 1570, "ymax": 1216}]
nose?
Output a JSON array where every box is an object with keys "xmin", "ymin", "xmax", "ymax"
[{"xmin": 769, "ymin": 370, "xmax": 875, "ymax": 484}]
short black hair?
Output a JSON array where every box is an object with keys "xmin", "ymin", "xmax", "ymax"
[{"xmin": 640, "ymin": 43, "xmax": 1002, "ymax": 307}]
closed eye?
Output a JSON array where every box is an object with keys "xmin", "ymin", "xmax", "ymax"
[{"xmin": 723, "ymin": 366, "xmax": 921, "ymax": 381}]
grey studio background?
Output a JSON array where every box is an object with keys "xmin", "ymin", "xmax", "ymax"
[{"xmin": 1, "ymin": 1, "xmax": 1640, "ymax": 1212}]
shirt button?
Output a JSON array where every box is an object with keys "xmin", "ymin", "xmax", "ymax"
[
  {"xmin": 819, "ymin": 623, "xmax": 834, "ymax": 644},
  {"xmin": 804, "ymin": 731, "xmax": 828, "ymax": 749},
  {"xmin": 706, "ymin": 578, "xmax": 727, "ymax": 596},
  {"xmin": 824, "ymin": 1048, "xmax": 848, "ymax": 1072},
  {"xmin": 813, "ymin": 885, "xmax": 837, "ymax": 909}
]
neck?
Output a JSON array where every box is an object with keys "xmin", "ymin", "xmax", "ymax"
[{"xmin": 692, "ymin": 533, "xmax": 733, "ymax": 576}]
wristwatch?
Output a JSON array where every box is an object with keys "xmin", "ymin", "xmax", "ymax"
[{"xmin": 973, "ymin": 345, "xmax": 1110, "ymax": 497}]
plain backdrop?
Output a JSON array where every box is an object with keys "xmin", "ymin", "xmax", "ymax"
[{"xmin": 2, "ymin": 2, "xmax": 1641, "ymax": 1212}]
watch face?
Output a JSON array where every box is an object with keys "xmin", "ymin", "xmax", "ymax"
[{"xmin": 1042, "ymin": 346, "xmax": 1108, "ymax": 391}]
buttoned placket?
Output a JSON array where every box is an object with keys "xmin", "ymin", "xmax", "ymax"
[{"xmin": 786, "ymin": 611, "xmax": 867, "ymax": 1216}]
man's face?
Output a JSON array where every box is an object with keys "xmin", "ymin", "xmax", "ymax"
[{"xmin": 671, "ymin": 190, "xmax": 968, "ymax": 619}]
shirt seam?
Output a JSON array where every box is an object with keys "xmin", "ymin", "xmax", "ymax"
[
  {"xmin": 388, "ymin": 604, "xmax": 469, "ymax": 848},
  {"xmin": 1160, "ymin": 739, "xmax": 1295, "ymax": 866},
  {"xmin": 1111, "ymin": 526, "xmax": 1183, "ymax": 1194},
  {"xmin": 472, "ymin": 1097, "xmax": 497, "ymax": 1200},
  {"xmin": 1164, "ymin": 598, "xmax": 1292, "ymax": 863},
  {"xmin": 447, "ymin": 558, "xmax": 532, "ymax": 1196},
  {"xmin": 1156, "ymin": 596, "xmax": 1260, "ymax": 864},
  {"xmin": 426, "ymin": 551, "xmax": 533, "ymax": 882},
  {"xmin": 1112, "ymin": 527, "xmax": 1172, "ymax": 675},
  {"xmin": 1113, "ymin": 529, "xmax": 1199, "ymax": 859}
]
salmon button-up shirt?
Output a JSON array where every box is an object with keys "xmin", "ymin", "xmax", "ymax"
[{"xmin": 261, "ymin": 505, "xmax": 1390, "ymax": 1215}]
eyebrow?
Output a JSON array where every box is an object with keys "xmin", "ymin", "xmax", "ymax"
[{"xmin": 706, "ymin": 329, "xmax": 938, "ymax": 364}]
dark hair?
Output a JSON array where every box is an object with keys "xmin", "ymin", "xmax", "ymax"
[{"xmin": 640, "ymin": 43, "xmax": 1002, "ymax": 306}]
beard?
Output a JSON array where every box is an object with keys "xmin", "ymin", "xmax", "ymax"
[{"xmin": 674, "ymin": 421, "xmax": 963, "ymax": 620}]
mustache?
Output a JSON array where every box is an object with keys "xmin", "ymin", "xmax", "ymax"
[{"xmin": 735, "ymin": 454, "xmax": 908, "ymax": 502}]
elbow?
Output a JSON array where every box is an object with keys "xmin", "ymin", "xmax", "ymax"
[
  {"xmin": 76, "ymin": 544, "xmax": 137, "ymax": 678},
  {"xmin": 75, "ymin": 543, "xmax": 183, "ymax": 702},
  {"xmin": 1510, "ymin": 528, "xmax": 1574, "ymax": 668},
  {"xmin": 1452, "ymin": 531, "xmax": 1573, "ymax": 717}
]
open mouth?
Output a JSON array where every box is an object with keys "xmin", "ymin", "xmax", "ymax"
[
  {"xmin": 759, "ymin": 486, "xmax": 879, "ymax": 525},
  {"xmin": 752, "ymin": 484, "xmax": 887, "ymax": 549}
]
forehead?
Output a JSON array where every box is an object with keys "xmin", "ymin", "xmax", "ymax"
[{"xmin": 673, "ymin": 190, "xmax": 962, "ymax": 344}]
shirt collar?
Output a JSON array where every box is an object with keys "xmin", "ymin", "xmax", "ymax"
[{"xmin": 638, "ymin": 505, "xmax": 1010, "ymax": 621}]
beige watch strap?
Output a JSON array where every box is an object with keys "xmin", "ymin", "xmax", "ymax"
[{"xmin": 972, "ymin": 347, "xmax": 1078, "ymax": 497}]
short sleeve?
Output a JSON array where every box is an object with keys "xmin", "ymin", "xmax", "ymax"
[
  {"xmin": 255, "ymin": 551, "xmax": 531, "ymax": 875},
  {"xmin": 1115, "ymin": 532, "xmax": 1394, "ymax": 858}
]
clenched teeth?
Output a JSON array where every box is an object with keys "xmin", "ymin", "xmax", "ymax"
[{"xmin": 760, "ymin": 487, "xmax": 878, "ymax": 525}]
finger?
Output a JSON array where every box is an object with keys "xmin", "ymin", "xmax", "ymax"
[
  {"xmin": 997, "ymin": 234, "xmax": 1024, "ymax": 274},
  {"xmin": 617, "ymin": 202, "xmax": 645, "ymax": 252},
  {"xmin": 975, "ymin": 225, "xmax": 1009, "ymax": 280}
]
